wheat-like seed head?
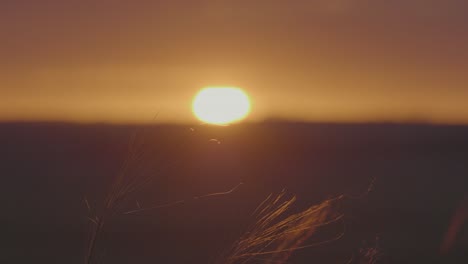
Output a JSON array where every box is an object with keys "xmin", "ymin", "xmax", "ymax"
[{"xmin": 221, "ymin": 191, "xmax": 345, "ymax": 264}]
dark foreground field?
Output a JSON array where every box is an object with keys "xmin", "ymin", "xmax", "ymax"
[{"xmin": 1, "ymin": 122, "xmax": 467, "ymax": 263}]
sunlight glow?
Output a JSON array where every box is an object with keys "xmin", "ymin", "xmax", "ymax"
[{"xmin": 192, "ymin": 87, "xmax": 251, "ymax": 125}]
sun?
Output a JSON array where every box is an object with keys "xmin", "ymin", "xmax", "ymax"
[{"xmin": 192, "ymin": 87, "xmax": 251, "ymax": 125}]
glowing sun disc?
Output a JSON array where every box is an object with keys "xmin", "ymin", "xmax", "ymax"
[{"xmin": 192, "ymin": 87, "xmax": 251, "ymax": 125}]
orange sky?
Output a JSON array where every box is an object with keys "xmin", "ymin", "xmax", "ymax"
[{"xmin": 1, "ymin": 1, "xmax": 468, "ymax": 124}]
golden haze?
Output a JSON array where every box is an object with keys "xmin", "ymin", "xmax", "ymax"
[{"xmin": 1, "ymin": 1, "xmax": 468, "ymax": 124}]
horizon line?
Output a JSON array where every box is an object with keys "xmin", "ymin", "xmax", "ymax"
[{"xmin": 1, "ymin": 119, "xmax": 468, "ymax": 127}]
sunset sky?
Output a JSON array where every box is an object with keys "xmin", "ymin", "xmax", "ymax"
[{"xmin": 1, "ymin": 0, "xmax": 468, "ymax": 124}]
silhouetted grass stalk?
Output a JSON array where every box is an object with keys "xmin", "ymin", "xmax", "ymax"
[
  {"xmin": 83, "ymin": 127, "xmax": 244, "ymax": 264},
  {"xmin": 83, "ymin": 125, "xmax": 375, "ymax": 264},
  {"xmin": 220, "ymin": 191, "xmax": 345, "ymax": 264}
]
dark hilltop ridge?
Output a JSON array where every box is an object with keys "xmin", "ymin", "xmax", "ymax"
[{"xmin": 1, "ymin": 121, "xmax": 467, "ymax": 263}]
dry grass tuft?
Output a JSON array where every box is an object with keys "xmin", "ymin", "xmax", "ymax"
[
  {"xmin": 83, "ymin": 127, "xmax": 243, "ymax": 264},
  {"xmin": 220, "ymin": 191, "xmax": 345, "ymax": 264},
  {"xmin": 83, "ymin": 127, "xmax": 175, "ymax": 264},
  {"xmin": 83, "ymin": 125, "xmax": 375, "ymax": 264}
]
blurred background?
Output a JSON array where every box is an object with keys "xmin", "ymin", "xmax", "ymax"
[
  {"xmin": 1, "ymin": 1, "xmax": 468, "ymax": 263},
  {"xmin": 1, "ymin": 0, "xmax": 468, "ymax": 124}
]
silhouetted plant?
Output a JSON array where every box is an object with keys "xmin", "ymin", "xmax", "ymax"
[
  {"xmin": 220, "ymin": 191, "xmax": 345, "ymax": 264},
  {"xmin": 83, "ymin": 126, "xmax": 243, "ymax": 264},
  {"xmin": 83, "ymin": 126, "xmax": 375, "ymax": 264}
]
